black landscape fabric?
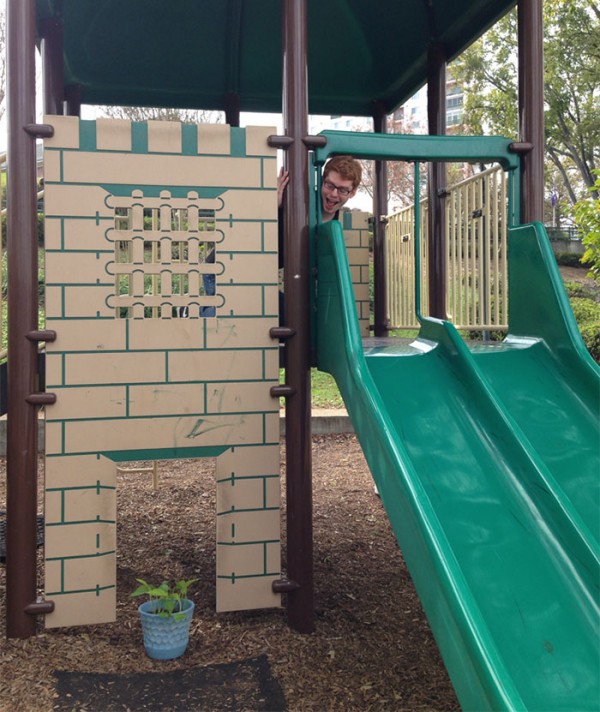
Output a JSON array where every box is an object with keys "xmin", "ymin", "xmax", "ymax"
[{"xmin": 53, "ymin": 655, "xmax": 286, "ymax": 711}]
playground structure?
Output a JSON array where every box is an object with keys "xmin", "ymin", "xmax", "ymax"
[{"xmin": 4, "ymin": 1, "xmax": 599, "ymax": 710}]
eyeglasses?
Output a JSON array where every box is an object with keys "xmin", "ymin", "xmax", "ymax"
[{"xmin": 323, "ymin": 179, "xmax": 353, "ymax": 197}]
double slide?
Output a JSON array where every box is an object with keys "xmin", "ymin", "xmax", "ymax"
[{"xmin": 316, "ymin": 220, "xmax": 599, "ymax": 711}]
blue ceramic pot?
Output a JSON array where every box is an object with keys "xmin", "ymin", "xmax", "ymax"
[{"xmin": 138, "ymin": 599, "xmax": 195, "ymax": 660}]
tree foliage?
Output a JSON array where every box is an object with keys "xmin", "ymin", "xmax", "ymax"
[
  {"xmin": 96, "ymin": 105, "xmax": 222, "ymax": 125},
  {"xmin": 571, "ymin": 170, "xmax": 600, "ymax": 280},
  {"xmin": 451, "ymin": 0, "xmax": 600, "ymax": 216}
]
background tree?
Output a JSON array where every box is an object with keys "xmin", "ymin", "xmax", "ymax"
[
  {"xmin": 451, "ymin": 0, "xmax": 600, "ymax": 223},
  {"xmin": 572, "ymin": 170, "xmax": 600, "ymax": 279},
  {"xmin": 95, "ymin": 105, "xmax": 222, "ymax": 125}
]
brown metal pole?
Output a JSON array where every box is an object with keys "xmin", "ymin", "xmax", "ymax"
[
  {"xmin": 282, "ymin": 0, "xmax": 314, "ymax": 633},
  {"xmin": 518, "ymin": 0, "xmax": 544, "ymax": 223},
  {"xmin": 426, "ymin": 42, "xmax": 447, "ymax": 319},
  {"xmin": 6, "ymin": 0, "xmax": 40, "ymax": 638},
  {"xmin": 372, "ymin": 101, "xmax": 389, "ymax": 338},
  {"xmin": 40, "ymin": 18, "xmax": 64, "ymax": 116},
  {"xmin": 224, "ymin": 92, "xmax": 241, "ymax": 127},
  {"xmin": 64, "ymin": 84, "xmax": 82, "ymax": 117}
]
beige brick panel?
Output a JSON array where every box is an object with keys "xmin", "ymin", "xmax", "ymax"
[
  {"xmin": 44, "ymin": 218, "xmax": 62, "ymax": 250},
  {"xmin": 265, "ymin": 285, "xmax": 280, "ymax": 320},
  {"xmin": 45, "ymin": 319, "xmax": 127, "ymax": 353},
  {"xmin": 349, "ymin": 265, "xmax": 361, "ymax": 282},
  {"xmin": 45, "ymin": 549, "xmax": 113, "ymax": 594},
  {"xmin": 45, "ymin": 353, "xmax": 63, "ymax": 387},
  {"xmin": 60, "ymin": 152, "xmax": 262, "ymax": 189},
  {"xmin": 216, "ymin": 444, "xmax": 279, "ymax": 478},
  {"xmin": 198, "ymin": 124, "xmax": 231, "ymax": 155},
  {"xmin": 168, "ymin": 349, "xmax": 263, "ymax": 382},
  {"xmin": 347, "ymin": 246, "xmax": 369, "ymax": 266},
  {"xmin": 45, "ymin": 286, "xmax": 64, "ymax": 322},
  {"xmin": 44, "ymin": 114, "xmax": 80, "ymax": 149},
  {"xmin": 218, "ymin": 474, "xmax": 279, "ymax": 512},
  {"xmin": 217, "ymin": 509, "xmax": 280, "ymax": 543},
  {"xmin": 64, "ymin": 413, "xmax": 264, "ymax": 453},
  {"xmin": 217, "ymin": 543, "xmax": 271, "ymax": 578},
  {"xmin": 44, "ymin": 184, "xmax": 113, "ymax": 218},
  {"xmin": 60, "ymin": 487, "xmax": 116, "ymax": 525},
  {"xmin": 127, "ymin": 319, "xmax": 205, "ymax": 351},
  {"xmin": 206, "ymin": 317, "xmax": 278, "ymax": 349},
  {"xmin": 45, "ymin": 587, "xmax": 117, "ymax": 628},
  {"xmin": 344, "ymin": 230, "xmax": 362, "ymax": 248},
  {"xmin": 207, "ymin": 381, "xmax": 277, "ymax": 414},
  {"xmin": 263, "ymin": 221, "xmax": 278, "ymax": 253},
  {"xmin": 46, "ymin": 454, "xmax": 116, "ymax": 489},
  {"xmin": 44, "ymin": 149, "xmax": 62, "ymax": 182},
  {"xmin": 128, "ymin": 383, "xmax": 205, "ymax": 417},
  {"xmin": 47, "ymin": 386, "xmax": 127, "ymax": 421},
  {"xmin": 347, "ymin": 211, "xmax": 370, "ymax": 229},
  {"xmin": 353, "ymin": 283, "xmax": 370, "ymax": 302},
  {"xmin": 217, "ymin": 285, "xmax": 260, "ymax": 317},
  {"xmin": 217, "ymin": 477, "xmax": 279, "ymax": 514},
  {"xmin": 63, "ymin": 218, "xmax": 112, "ymax": 251},
  {"xmin": 96, "ymin": 118, "xmax": 132, "ymax": 151},
  {"xmin": 221, "ymin": 253, "xmax": 278, "ymax": 285},
  {"xmin": 147, "ymin": 120, "xmax": 182, "ymax": 153},
  {"xmin": 64, "ymin": 286, "xmax": 115, "ymax": 318},
  {"xmin": 45, "ymin": 519, "xmax": 116, "ymax": 559},
  {"xmin": 45, "ymin": 421, "xmax": 63, "ymax": 455},
  {"xmin": 245, "ymin": 126, "xmax": 277, "ymax": 157},
  {"xmin": 64, "ymin": 351, "xmax": 165, "ymax": 386},
  {"xmin": 216, "ymin": 575, "xmax": 281, "ymax": 612},
  {"xmin": 264, "ymin": 412, "xmax": 280, "ymax": 444},
  {"xmin": 220, "ymin": 190, "xmax": 277, "ymax": 221},
  {"xmin": 46, "ymin": 251, "xmax": 111, "ymax": 284},
  {"xmin": 216, "ymin": 221, "xmax": 262, "ymax": 253}
]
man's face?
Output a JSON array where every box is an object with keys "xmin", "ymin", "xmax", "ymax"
[{"xmin": 321, "ymin": 170, "xmax": 357, "ymax": 216}]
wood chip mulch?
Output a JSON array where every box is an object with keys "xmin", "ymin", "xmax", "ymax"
[{"xmin": 0, "ymin": 435, "xmax": 459, "ymax": 711}]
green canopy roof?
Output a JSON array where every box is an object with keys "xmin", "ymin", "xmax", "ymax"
[{"xmin": 36, "ymin": 0, "xmax": 516, "ymax": 116}]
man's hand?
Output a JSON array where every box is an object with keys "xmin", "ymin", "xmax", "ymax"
[{"xmin": 277, "ymin": 167, "xmax": 290, "ymax": 207}]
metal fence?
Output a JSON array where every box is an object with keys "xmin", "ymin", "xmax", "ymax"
[{"xmin": 386, "ymin": 165, "xmax": 509, "ymax": 330}]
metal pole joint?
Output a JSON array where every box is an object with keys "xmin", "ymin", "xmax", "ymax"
[
  {"xmin": 267, "ymin": 135, "xmax": 294, "ymax": 149},
  {"xmin": 301, "ymin": 135, "xmax": 327, "ymax": 148},
  {"xmin": 270, "ymin": 326, "xmax": 296, "ymax": 340},
  {"xmin": 23, "ymin": 123, "xmax": 54, "ymax": 138},
  {"xmin": 24, "ymin": 599, "xmax": 55, "ymax": 616},
  {"xmin": 272, "ymin": 578, "xmax": 300, "ymax": 593},
  {"xmin": 270, "ymin": 384, "xmax": 296, "ymax": 399},
  {"xmin": 26, "ymin": 330, "xmax": 57, "ymax": 343}
]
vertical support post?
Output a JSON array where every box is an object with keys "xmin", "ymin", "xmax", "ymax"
[
  {"xmin": 281, "ymin": 0, "xmax": 314, "ymax": 633},
  {"xmin": 426, "ymin": 42, "xmax": 448, "ymax": 319},
  {"xmin": 6, "ymin": 0, "xmax": 40, "ymax": 638},
  {"xmin": 64, "ymin": 84, "xmax": 82, "ymax": 117},
  {"xmin": 372, "ymin": 101, "xmax": 389, "ymax": 338},
  {"xmin": 518, "ymin": 0, "xmax": 544, "ymax": 222},
  {"xmin": 224, "ymin": 92, "xmax": 241, "ymax": 127},
  {"xmin": 39, "ymin": 17, "xmax": 64, "ymax": 116}
]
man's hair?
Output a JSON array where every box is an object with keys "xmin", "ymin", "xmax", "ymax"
[{"xmin": 323, "ymin": 155, "xmax": 362, "ymax": 190}]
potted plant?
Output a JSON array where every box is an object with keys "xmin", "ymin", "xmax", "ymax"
[{"xmin": 131, "ymin": 578, "xmax": 198, "ymax": 660}]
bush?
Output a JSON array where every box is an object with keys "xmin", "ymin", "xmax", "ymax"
[
  {"xmin": 569, "ymin": 297, "xmax": 600, "ymax": 363},
  {"xmin": 555, "ymin": 252, "xmax": 583, "ymax": 268},
  {"xmin": 571, "ymin": 170, "xmax": 600, "ymax": 281},
  {"xmin": 563, "ymin": 281, "xmax": 599, "ymax": 301}
]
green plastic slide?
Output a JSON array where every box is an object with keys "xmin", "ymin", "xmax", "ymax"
[{"xmin": 316, "ymin": 220, "xmax": 599, "ymax": 711}]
